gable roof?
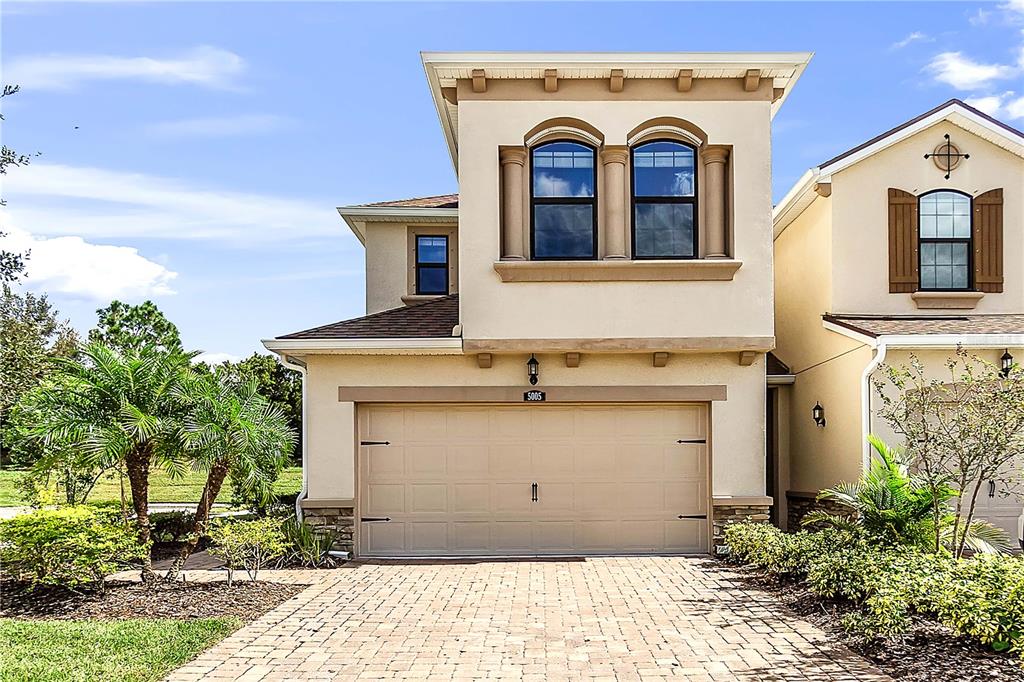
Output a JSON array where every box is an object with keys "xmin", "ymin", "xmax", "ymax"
[
  {"xmin": 773, "ymin": 99, "xmax": 1024, "ymax": 237},
  {"xmin": 423, "ymin": 51, "xmax": 813, "ymax": 169},
  {"xmin": 355, "ymin": 194, "xmax": 458, "ymax": 209},
  {"xmin": 337, "ymin": 195, "xmax": 459, "ymax": 244},
  {"xmin": 277, "ymin": 295, "xmax": 460, "ymax": 340}
]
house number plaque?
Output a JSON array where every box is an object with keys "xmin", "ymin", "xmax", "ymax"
[{"xmin": 523, "ymin": 390, "xmax": 546, "ymax": 402}]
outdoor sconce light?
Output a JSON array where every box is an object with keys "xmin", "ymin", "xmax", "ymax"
[
  {"xmin": 1001, "ymin": 349, "xmax": 1014, "ymax": 378},
  {"xmin": 812, "ymin": 401, "xmax": 826, "ymax": 428},
  {"xmin": 527, "ymin": 354, "xmax": 539, "ymax": 385}
]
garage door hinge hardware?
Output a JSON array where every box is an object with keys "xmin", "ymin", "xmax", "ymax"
[
  {"xmin": 676, "ymin": 439, "xmax": 707, "ymax": 444},
  {"xmin": 360, "ymin": 440, "xmax": 390, "ymax": 446},
  {"xmin": 531, "ymin": 482, "xmax": 538, "ymax": 502},
  {"xmin": 677, "ymin": 514, "xmax": 707, "ymax": 520},
  {"xmin": 360, "ymin": 517, "xmax": 392, "ymax": 523}
]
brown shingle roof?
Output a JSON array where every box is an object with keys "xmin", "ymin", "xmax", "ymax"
[
  {"xmin": 279, "ymin": 295, "xmax": 459, "ymax": 339},
  {"xmin": 355, "ymin": 194, "xmax": 458, "ymax": 209},
  {"xmin": 819, "ymin": 99, "xmax": 1024, "ymax": 170},
  {"xmin": 766, "ymin": 352, "xmax": 792, "ymax": 376},
  {"xmin": 824, "ymin": 313, "xmax": 1024, "ymax": 338}
]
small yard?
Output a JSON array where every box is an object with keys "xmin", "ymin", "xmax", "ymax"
[
  {"xmin": 0, "ymin": 617, "xmax": 240, "ymax": 682},
  {"xmin": 0, "ymin": 466, "xmax": 302, "ymax": 507}
]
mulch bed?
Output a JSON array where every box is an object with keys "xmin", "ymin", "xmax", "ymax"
[
  {"xmin": 0, "ymin": 579, "xmax": 305, "ymax": 622},
  {"xmin": 730, "ymin": 566, "xmax": 1024, "ymax": 682}
]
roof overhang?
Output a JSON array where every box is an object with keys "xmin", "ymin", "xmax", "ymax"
[
  {"xmin": 262, "ymin": 337, "xmax": 463, "ymax": 355},
  {"xmin": 337, "ymin": 206, "xmax": 459, "ymax": 244},
  {"xmin": 773, "ymin": 100, "xmax": 1024, "ymax": 236},
  {"xmin": 823, "ymin": 320, "xmax": 1024, "ymax": 350},
  {"xmin": 423, "ymin": 51, "xmax": 813, "ymax": 169}
]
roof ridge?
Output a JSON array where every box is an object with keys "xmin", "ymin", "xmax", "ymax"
[{"xmin": 355, "ymin": 193, "xmax": 459, "ymax": 208}]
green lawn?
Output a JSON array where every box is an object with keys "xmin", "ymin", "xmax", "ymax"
[
  {"xmin": 0, "ymin": 618, "xmax": 240, "ymax": 682},
  {"xmin": 0, "ymin": 467, "xmax": 302, "ymax": 507}
]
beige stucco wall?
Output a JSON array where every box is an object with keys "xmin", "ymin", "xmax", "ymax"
[
  {"xmin": 830, "ymin": 120, "xmax": 1024, "ymax": 314},
  {"xmin": 363, "ymin": 221, "xmax": 458, "ymax": 314},
  {"xmin": 455, "ymin": 96, "xmax": 775, "ymax": 343},
  {"xmin": 301, "ymin": 351, "xmax": 768, "ymax": 501}
]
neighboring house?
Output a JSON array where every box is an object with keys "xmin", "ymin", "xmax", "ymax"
[
  {"xmin": 263, "ymin": 51, "xmax": 813, "ymax": 558},
  {"xmin": 772, "ymin": 99, "xmax": 1024, "ymax": 537}
]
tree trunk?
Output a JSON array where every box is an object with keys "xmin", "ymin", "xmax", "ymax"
[
  {"xmin": 957, "ymin": 478, "xmax": 986, "ymax": 559},
  {"xmin": 124, "ymin": 446, "xmax": 155, "ymax": 583},
  {"xmin": 164, "ymin": 460, "xmax": 230, "ymax": 581}
]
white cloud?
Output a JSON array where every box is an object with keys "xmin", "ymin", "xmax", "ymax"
[
  {"xmin": 194, "ymin": 352, "xmax": 240, "ymax": 366},
  {"xmin": 926, "ymin": 51, "xmax": 1016, "ymax": 90},
  {"xmin": 146, "ymin": 114, "xmax": 290, "ymax": 138},
  {"xmin": 2, "ymin": 222, "xmax": 177, "ymax": 301},
  {"xmin": 966, "ymin": 91, "xmax": 1024, "ymax": 119},
  {"xmin": 4, "ymin": 163, "xmax": 340, "ymax": 244},
  {"xmin": 890, "ymin": 31, "xmax": 932, "ymax": 50},
  {"xmin": 5, "ymin": 46, "xmax": 245, "ymax": 91}
]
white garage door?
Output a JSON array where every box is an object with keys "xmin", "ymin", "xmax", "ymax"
[{"xmin": 357, "ymin": 403, "xmax": 709, "ymax": 557}]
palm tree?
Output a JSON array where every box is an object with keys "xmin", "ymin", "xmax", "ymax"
[
  {"xmin": 806, "ymin": 435, "xmax": 1009, "ymax": 554},
  {"xmin": 164, "ymin": 375, "xmax": 295, "ymax": 580},
  {"xmin": 18, "ymin": 343, "xmax": 194, "ymax": 581}
]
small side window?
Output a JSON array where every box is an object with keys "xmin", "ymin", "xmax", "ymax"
[{"xmin": 415, "ymin": 235, "xmax": 449, "ymax": 295}]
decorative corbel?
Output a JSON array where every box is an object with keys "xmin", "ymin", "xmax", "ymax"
[
  {"xmin": 743, "ymin": 69, "xmax": 761, "ymax": 92},
  {"xmin": 441, "ymin": 87, "xmax": 458, "ymax": 105},
  {"xmin": 565, "ymin": 352, "xmax": 580, "ymax": 368},
  {"xmin": 544, "ymin": 69, "xmax": 558, "ymax": 93},
  {"xmin": 676, "ymin": 69, "xmax": 693, "ymax": 92},
  {"xmin": 476, "ymin": 353, "xmax": 492, "ymax": 369},
  {"xmin": 471, "ymin": 69, "xmax": 487, "ymax": 93},
  {"xmin": 609, "ymin": 69, "xmax": 624, "ymax": 93},
  {"xmin": 653, "ymin": 352, "xmax": 669, "ymax": 368},
  {"xmin": 814, "ymin": 182, "xmax": 832, "ymax": 198},
  {"xmin": 738, "ymin": 351, "xmax": 757, "ymax": 366}
]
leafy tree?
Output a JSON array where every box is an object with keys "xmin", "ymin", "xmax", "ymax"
[
  {"xmin": 0, "ymin": 285, "xmax": 78, "ymax": 464},
  {"xmin": 89, "ymin": 300, "xmax": 183, "ymax": 355},
  {"xmin": 14, "ymin": 343, "xmax": 195, "ymax": 581},
  {"xmin": 164, "ymin": 375, "xmax": 295, "ymax": 579},
  {"xmin": 874, "ymin": 349, "xmax": 1024, "ymax": 558},
  {"xmin": 1, "ymin": 84, "xmax": 35, "ymax": 282},
  {"xmin": 807, "ymin": 435, "xmax": 1008, "ymax": 554},
  {"xmin": 216, "ymin": 353, "xmax": 301, "ymax": 463}
]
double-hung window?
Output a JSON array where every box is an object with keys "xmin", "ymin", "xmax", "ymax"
[
  {"xmin": 631, "ymin": 140, "xmax": 697, "ymax": 259},
  {"xmin": 918, "ymin": 190, "xmax": 971, "ymax": 291},
  {"xmin": 415, "ymin": 235, "xmax": 449, "ymax": 295},
  {"xmin": 530, "ymin": 141, "xmax": 597, "ymax": 260}
]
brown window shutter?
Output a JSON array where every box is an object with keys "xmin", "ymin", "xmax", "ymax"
[
  {"xmin": 888, "ymin": 188, "xmax": 918, "ymax": 293},
  {"xmin": 974, "ymin": 188, "xmax": 1003, "ymax": 293}
]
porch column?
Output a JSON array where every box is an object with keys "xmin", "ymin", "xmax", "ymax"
[
  {"xmin": 600, "ymin": 146, "xmax": 629, "ymax": 259},
  {"xmin": 499, "ymin": 147, "xmax": 527, "ymax": 260},
  {"xmin": 702, "ymin": 145, "xmax": 730, "ymax": 259}
]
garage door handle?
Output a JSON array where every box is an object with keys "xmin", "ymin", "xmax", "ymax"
[
  {"xmin": 676, "ymin": 439, "xmax": 707, "ymax": 444},
  {"xmin": 360, "ymin": 440, "xmax": 390, "ymax": 446},
  {"xmin": 677, "ymin": 514, "xmax": 707, "ymax": 520},
  {"xmin": 531, "ymin": 482, "xmax": 538, "ymax": 502},
  {"xmin": 361, "ymin": 517, "xmax": 392, "ymax": 523}
]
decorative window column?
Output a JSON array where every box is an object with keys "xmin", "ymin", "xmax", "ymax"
[
  {"xmin": 600, "ymin": 145, "xmax": 629, "ymax": 260},
  {"xmin": 702, "ymin": 145, "xmax": 730, "ymax": 259},
  {"xmin": 499, "ymin": 147, "xmax": 527, "ymax": 260}
]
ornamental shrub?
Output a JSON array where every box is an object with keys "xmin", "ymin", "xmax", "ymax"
[
  {"xmin": 207, "ymin": 517, "xmax": 287, "ymax": 586},
  {"xmin": 281, "ymin": 518, "xmax": 336, "ymax": 568},
  {"xmin": 0, "ymin": 506, "xmax": 147, "ymax": 588}
]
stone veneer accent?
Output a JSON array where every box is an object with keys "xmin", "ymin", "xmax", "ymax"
[
  {"xmin": 303, "ymin": 506, "xmax": 354, "ymax": 556},
  {"xmin": 786, "ymin": 491, "xmax": 849, "ymax": 531},
  {"xmin": 712, "ymin": 503, "xmax": 771, "ymax": 553}
]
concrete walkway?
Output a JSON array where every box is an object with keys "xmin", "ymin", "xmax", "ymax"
[{"xmin": 167, "ymin": 557, "xmax": 890, "ymax": 681}]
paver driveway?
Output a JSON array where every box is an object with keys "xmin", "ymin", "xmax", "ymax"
[{"xmin": 168, "ymin": 557, "xmax": 889, "ymax": 681}]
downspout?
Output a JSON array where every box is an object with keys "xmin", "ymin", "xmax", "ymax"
[
  {"xmin": 278, "ymin": 354, "xmax": 308, "ymax": 520},
  {"xmin": 860, "ymin": 339, "xmax": 886, "ymax": 471}
]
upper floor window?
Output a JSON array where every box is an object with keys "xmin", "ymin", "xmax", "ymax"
[
  {"xmin": 531, "ymin": 141, "xmax": 597, "ymax": 260},
  {"xmin": 919, "ymin": 190, "xmax": 971, "ymax": 291},
  {"xmin": 415, "ymin": 235, "xmax": 448, "ymax": 295},
  {"xmin": 631, "ymin": 140, "xmax": 697, "ymax": 259}
]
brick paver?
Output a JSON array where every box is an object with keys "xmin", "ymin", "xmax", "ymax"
[{"xmin": 166, "ymin": 557, "xmax": 890, "ymax": 681}]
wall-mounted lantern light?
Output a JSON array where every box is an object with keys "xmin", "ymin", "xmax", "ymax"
[
  {"xmin": 1001, "ymin": 349, "xmax": 1014, "ymax": 378},
  {"xmin": 812, "ymin": 401, "xmax": 826, "ymax": 428},
  {"xmin": 527, "ymin": 354, "xmax": 539, "ymax": 385}
]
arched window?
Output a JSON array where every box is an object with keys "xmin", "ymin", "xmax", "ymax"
[
  {"xmin": 530, "ymin": 141, "xmax": 597, "ymax": 260},
  {"xmin": 919, "ymin": 190, "xmax": 972, "ymax": 290},
  {"xmin": 631, "ymin": 140, "xmax": 697, "ymax": 259}
]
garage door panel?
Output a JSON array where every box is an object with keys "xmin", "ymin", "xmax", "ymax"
[{"xmin": 359, "ymin": 404, "xmax": 709, "ymax": 557}]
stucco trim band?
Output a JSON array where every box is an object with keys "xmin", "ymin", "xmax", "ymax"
[
  {"xmin": 338, "ymin": 385, "xmax": 728, "ymax": 403},
  {"xmin": 493, "ymin": 259, "xmax": 742, "ymax": 282},
  {"xmin": 462, "ymin": 337, "xmax": 774, "ymax": 353}
]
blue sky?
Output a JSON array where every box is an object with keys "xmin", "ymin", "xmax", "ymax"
[{"xmin": 3, "ymin": 1, "xmax": 1022, "ymax": 362}]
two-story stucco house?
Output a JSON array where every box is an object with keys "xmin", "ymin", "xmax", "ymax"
[
  {"xmin": 772, "ymin": 99, "xmax": 1024, "ymax": 537},
  {"xmin": 262, "ymin": 51, "xmax": 812, "ymax": 558}
]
